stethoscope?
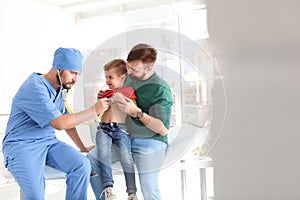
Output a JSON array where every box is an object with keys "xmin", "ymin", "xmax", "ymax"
[{"xmin": 57, "ymin": 70, "xmax": 103, "ymax": 125}]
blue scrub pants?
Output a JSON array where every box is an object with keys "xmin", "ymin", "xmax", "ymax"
[
  {"xmin": 87, "ymin": 137, "xmax": 167, "ymax": 200},
  {"xmin": 5, "ymin": 140, "xmax": 91, "ymax": 200}
]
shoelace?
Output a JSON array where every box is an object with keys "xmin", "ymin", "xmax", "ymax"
[
  {"xmin": 105, "ymin": 188, "xmax": 113, "ymax": 198},
  {"xmin": 99, "ymin": 188, "xmax": 106, "ymax": 199},
  {"xmin": 128, "ymin": 193, "xmax": 137, "ymax": 200},
  {"xmin": 99, "ymin": 188, "xmax": 114, "ymax": 199}
]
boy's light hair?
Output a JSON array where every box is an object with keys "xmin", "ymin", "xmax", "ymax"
[{"xmin": 104, "ymin": 59, "xmax": 127, "ymax": 76}]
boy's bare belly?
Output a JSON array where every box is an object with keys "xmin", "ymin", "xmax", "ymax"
[{"xmin": 101, "ymin": 103, "xmax": 127, "ymax": 123}]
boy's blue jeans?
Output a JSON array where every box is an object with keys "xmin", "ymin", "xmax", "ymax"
[
  {"xmin": 95, "ymin": 122, "xmax": 136, "ymax": 194},
  {"xmin": 88, "ymin": 136, "xmax": 167, "ymax": 200}
]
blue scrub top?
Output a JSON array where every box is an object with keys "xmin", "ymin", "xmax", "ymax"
[{"xmin": 2, "ymin": 73, "xmax": 66, "ymax": 155}]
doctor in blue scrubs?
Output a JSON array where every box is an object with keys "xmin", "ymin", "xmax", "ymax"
[{"xmin": 2, "ymin": 47, "xmax": 110, "ymax": 200}]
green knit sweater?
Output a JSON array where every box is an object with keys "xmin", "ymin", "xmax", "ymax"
[{"xmin": 125, "ymin": 72, "xmax": 173, "ymax": 144}]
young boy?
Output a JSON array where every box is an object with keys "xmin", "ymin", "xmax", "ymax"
[{"xmin": 96, "ymin": 59, "xmax": 138, "ymax": 200}]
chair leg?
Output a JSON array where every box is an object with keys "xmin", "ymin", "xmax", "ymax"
[
  {"xmin": 20, "ymin": 189, "xmax": 24, "ymax": 200},
  {"xmin": 180, "ymin": 169, "xmax": 187, "ymax": 200},
  {"xmin": 200, "ymin": 168, "xmax": 207, "ymax": 200}
]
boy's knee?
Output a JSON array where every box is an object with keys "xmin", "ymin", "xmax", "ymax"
[{"xmin": 86, "ymin": 153, "xmax": 98, "ymax": 171}]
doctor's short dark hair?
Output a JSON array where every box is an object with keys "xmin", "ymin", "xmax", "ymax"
[
  {"xmin": 127, "ymin": 43, "xmax": 157, "ymax": 64},
  {"xmin": 103, "ymin": 59, "xmax": 127, "ymax": 76}
]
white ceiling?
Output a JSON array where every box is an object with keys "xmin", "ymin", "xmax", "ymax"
[{"xmin": 37, "ymin": 0, "xmax": 206, "ymax": 20}]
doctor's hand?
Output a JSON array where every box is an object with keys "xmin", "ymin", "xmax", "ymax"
[
  {"xmin": 81, "ymin": 145, "xmax": 95, "ymax": 153},
  {"xmin": 97, "ymin": 90, "xmax": 105, "ymax": 99},
  {"xmin": 114, "ymin": 93, "xmax": 140, "ymax": 117},
  {"xmin": 94, "ymin": 98, "xmax": 110, "ymax": 115}
]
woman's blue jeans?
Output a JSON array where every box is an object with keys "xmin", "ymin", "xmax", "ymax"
[{"xmin": 87, "ymin": 136, "xmax": 167, "ymax": 200}]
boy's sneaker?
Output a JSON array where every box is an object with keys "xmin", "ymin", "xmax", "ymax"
[
  {"xmin": 128, "ymin": 193, "xmax": 138, "ymax": 200},
  {"xmin": 104, "ymin": 187, "xmax": 118, "ymax": 200}
]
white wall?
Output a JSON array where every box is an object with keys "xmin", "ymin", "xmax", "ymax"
[
  {"xmin": 0, "ymin": 0, "xmax": 128, "ymax": 146},
  {"xmin": 0, "ymin": 0, "xmax": 77, "ymax": 114},
  {"xmin": 208, "ymin": 0, "xmax": 300, "ymax": 199},
  {"xmin": 0, "ymin": 0, "xmax": 128, "ymax": 113}
]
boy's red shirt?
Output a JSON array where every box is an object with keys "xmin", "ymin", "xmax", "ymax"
[{"xmin": 101, "ymin": 87, "xmax": 136, "ymax": 99}]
